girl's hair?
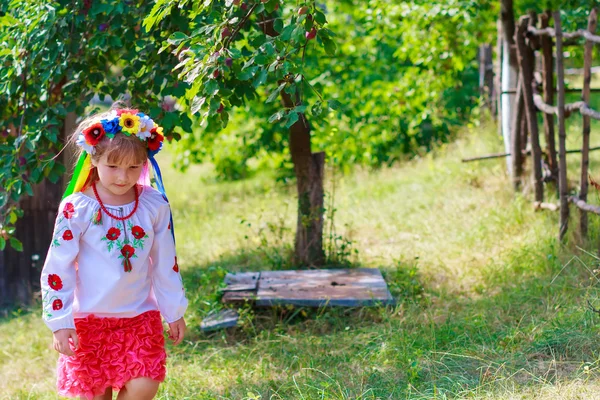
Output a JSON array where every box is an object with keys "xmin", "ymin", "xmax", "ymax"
[{"xmin": 70, "ymin": 104, "xmax": 149, "ymax": 188}]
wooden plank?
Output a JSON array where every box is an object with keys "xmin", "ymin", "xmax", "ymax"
[
  {"xmin": 541, "ymin": 11, "xmax": 558, "ymax": 182},
  {"xmin": 516, "ymin": 15, "xmax": 544, "ymax": 202},
  {"xmin": 554, "ymin": 11, "xmax": 569, "ymax": 241},
  {"xmin": 200, "ymin": 309, "xmax": 239, "ymax": 331},
  {"xmin": 579, "ymin": 8, "xmax": 598, "ymax": 239},
  {"xmin": 222, "ymin": 272, "xmax": 260, "ymax": 292},
  {"xmin": 510, "ymin": 73, "xmax": 525, "ymax": 189},
  {"xmin": 222, "ymin": 290, "xmax": 257, "ymax": 303},
  {"xmin": 255, "ymin": 268, "xmax": 395, "ymax": 307}
]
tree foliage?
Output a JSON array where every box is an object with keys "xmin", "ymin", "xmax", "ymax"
[
  {"xmin": 0, "ymin": 0, "xmax": 192, "ymax": 250},
  {"xmin": 155, "ymin": 0, "xmax": 499, "ymax": 180}
]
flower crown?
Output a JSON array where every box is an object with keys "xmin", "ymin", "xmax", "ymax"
[{"xmin": 76, "ymin": 109, "xmax": 165, "ymax": 157}]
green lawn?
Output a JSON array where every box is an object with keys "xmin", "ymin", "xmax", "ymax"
[{"xmin": 3, "ymin": 119, "xmax": 600, "ymax": 399}]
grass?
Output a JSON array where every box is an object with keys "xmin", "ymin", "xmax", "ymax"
[{"xmin": 4, "ymin": 116, "xmax": 600, "ymax": 399}]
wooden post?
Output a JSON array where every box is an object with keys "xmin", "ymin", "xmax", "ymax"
[
  {"xmin": 515, "ymin": 16, "xmax": 544, "ymax": 202},
  {"xmin": 511, "ymin": 75, "xmax": 525, "ymax": 189},
  {"xmin": 580, "ymin": 8, "xmax": 598, "ymax": 239},
  {"xmin": 496, "ymin": 20, "xmax": 503, "ymax": 129},
  {"xmin": 554, "ymin": 11, "xmax": 569, "ymax": 241},
  {"xmin": 541, "ymin": 11, "xmax": 558, "ymax": 183}
]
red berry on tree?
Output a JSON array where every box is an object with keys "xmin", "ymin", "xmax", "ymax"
[
  {"xmin": 217, "ymin": 103, "xmax": 224, "ymax": 113},
  {"xmin": 213, "ymin": 69, "xmax": 220, "ymax": 79},
  {"xmin": 241, "ymin": 3, "xmax": 248, "ymax": 10},
  {"xmin": 306, "ymin": 27, "xmax": 317, "ymax": 40},
  {"xmin": 221, "ymin": 27, "xmax": 231, "ymax": 38},
  {"xmin": 298, "ymin": 6, "xmax": 309, "ymax": 15},
  {"xmin": 225, "ymin": 57, "xmax": 233, "ymax": 67}
]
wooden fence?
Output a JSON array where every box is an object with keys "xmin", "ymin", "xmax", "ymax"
[{"xmin": 512, "ymin": 9, "xmax": 600, "ymax": 242}]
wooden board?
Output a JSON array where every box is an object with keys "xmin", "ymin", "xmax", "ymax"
[
  {"xmin": 222, "ymin": 272, "xmax": 260, "ymax": 291},
  {"xmin": 221, "ymin": 268, "xmax": 395, "ymax": 307},
  {"xmin": 200, "ymin": 309, "xmax": 239, "ymax": 331}
]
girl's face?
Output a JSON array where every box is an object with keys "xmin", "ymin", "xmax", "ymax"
[{"xmin": 92, "ymin": 154, "xmax": 144, "ymax": 197}]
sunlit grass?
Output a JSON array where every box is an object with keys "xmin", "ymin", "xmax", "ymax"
[{"xmin": 4, "ymin": 118, "xmax": 600, "ymax": 399}]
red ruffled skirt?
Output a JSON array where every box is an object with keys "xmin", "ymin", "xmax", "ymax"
[{"xmin": 57, "ymin": 310, "xmax": 166, "ymax": 399}]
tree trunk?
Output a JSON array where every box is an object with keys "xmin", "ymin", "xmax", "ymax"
[
  {"xmin": 279, "ymin": 88, "xmax": 325, "ymax": 266},
  {"xmin": 261, "ymin": 13, "xmax": 325, "ymax": 266},
  {"xmin": 0, "ymin": 113, "xmax": 76, "ymax": 308}
]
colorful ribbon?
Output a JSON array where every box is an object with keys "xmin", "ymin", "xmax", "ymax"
[
  {"xmin": 62, "ymin": 152, "xmax": 175, "ymax": 243},
  {"xmin": 62, "ymin": 153, "xmax": 91, "ymax": 200},
  {"xmin": 149, "ymin": 155, "xmax": 176, "ymax": 244}
]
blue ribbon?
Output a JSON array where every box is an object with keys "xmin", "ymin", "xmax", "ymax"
[{"xmin": 149, "ymin": 155, "xmax": 175, "ymax": 244}]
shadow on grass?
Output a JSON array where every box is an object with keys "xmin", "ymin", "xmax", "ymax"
[
  {"xmin": 171, "ymin": 235, "xmax": 600, "ymax": 398},
  {"xmin": 2, "ymin": 238, "xmax": 600, "ymax": 398}
]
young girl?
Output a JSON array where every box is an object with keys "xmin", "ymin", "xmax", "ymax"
[{"xmin": 41, "ymin": 107, "xmax": 188, "ymax": 400}]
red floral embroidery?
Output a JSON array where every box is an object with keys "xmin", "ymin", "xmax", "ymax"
[
  {"xmin": 52, "ymin": 299, "xmax": 63, "ymax": 311},
  {"xmin": 173, "ymin": 257, "xmax": 179, "ymax": 272},
  {"xmin": 121, "ymin": 244, "xmax": 135, "ymax": 258},
  {"xmin": 63, "ymin": 230, "xmax": 73, "ymax": 241},
  {"xmin": 48, "ymin": 274, "xmax": 63, "ymax": 291},
  {"xmin": 63, "ymin": 203, "xmax": 75, "ymax": 219},
  {"xmin": 132, "ymin": 226, "xmax": 145, "ymax": 239},
  {"xmin": 82, "ymin": 123, "xmax": 105, "ymax": 146},
  {"xmin": 106, "ymin": 227, "xmax": 120, "ymax": 241}
]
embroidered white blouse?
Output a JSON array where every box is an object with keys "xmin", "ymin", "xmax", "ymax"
[{"xmin": 40, "ymin": 185, "xmax": 188, "ymax": 332}]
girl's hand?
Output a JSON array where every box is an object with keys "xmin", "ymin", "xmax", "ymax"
[
  {"xmin": 53, "ymin": 329, "xmax": 79, "ymax": 356},
  {"xmin": 167, "ymin": 317, "xmax": 186, "ymax": 345}
]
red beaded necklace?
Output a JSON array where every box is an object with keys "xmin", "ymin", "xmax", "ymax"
[{"xmin": 92, "ymin": 182, "xmax": 139, "ymax": 221}]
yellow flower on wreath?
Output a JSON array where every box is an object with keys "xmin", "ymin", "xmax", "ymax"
[{"xmin": 119, "ymin": 112, "xmax": 141, "ymax": 135}]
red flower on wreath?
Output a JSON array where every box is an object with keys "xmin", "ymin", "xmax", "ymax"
[
  {"xmin": 173, "ymin": 257, "xmax": 179, "ymax": 272},
  {"xmin": 82, "ymin": 123, "xmax": 106, "ymax": 146},
  {"xmin": 52, "ymin": 299, "xmax": 63, "ymax": 311},
  {"xmin": 48, "ymin": 274, "xmax": 63, "ymax": 291},
  {"xmin": 121, "ymin": 244, "xmax": 135, "ymax": 258},
  {"xmin": 147, "ymin": 127, "xmax": 164, "ymax": 151},
  {"xmin": 131, "ymin": 225, "xmax": 145, "ymax": 239},
  {"xmin": 106, "ymin": 227, "xmax": 120, "ymax": 241},
  {"xmin": 63, "ymin": 230, "xmax": 73, "ymax": 241},
  {"xmin": 63, "ymin": 203, "xmax": 75, "ymax": 219}
]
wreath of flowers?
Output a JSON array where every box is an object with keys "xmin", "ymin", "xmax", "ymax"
[{"xmin": 76, "ymin": 109, "xmax": 165, "ymax": 156}]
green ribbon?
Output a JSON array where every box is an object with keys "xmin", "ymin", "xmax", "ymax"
[{"xmin": 62, "ymin": 153, "xmax": 87, "ymax": 200}]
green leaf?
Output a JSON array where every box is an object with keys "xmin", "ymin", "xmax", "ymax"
[
  {"xmin": 9, "ymin": 237, "xmax": 22, "ymax": 252},
  {"xmin": 280, "ymin": 24, "xmax": 295, "ymax": 41},
  {"xmin": 314, "ymin": 10, "xmax": 327, "ymax": 25},
  {"xmin": 269, "ymin": 110, "xmax": 285, "ymax": 123},
  {"xmin": 252, "ymin": 69, "xmax": 267, "ymax": 88},
  {"xmin": 285, "ymin": 112, "xmax": 299, "ymax": 128},
  {"xmin": 168, "ymin": 32, "xmax": 189, "ymax": 46},
  {"xmin": 266, "ymin": 82, "xmax": 286, "ymax": 103},
  {"xmin": 320, "ymin": 35, "xmax": 337, "ymax": 56},
  {"xmin": 0, "ymin": 237, "xmax": 5, "ymax": 251},
  {"xmin": 327, "ymin": 100, "xmax": 341, "ymax": 110}
]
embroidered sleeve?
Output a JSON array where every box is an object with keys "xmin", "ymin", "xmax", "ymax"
[
  {"xmin": 150, "ymin": 201, "xmax": 188, "ymax": 323},
  {"xmin": 40, "ymin": 198, "xmax": 83, "ymax": 332}
]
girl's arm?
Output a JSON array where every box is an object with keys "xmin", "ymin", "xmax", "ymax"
[
  {"xmin": 40, "ymin": 198, "xmax": 82, "ymax": 332},
  {"xmin": 150, "ymin": 201, "xmax": 188, "ymax": 324}
]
